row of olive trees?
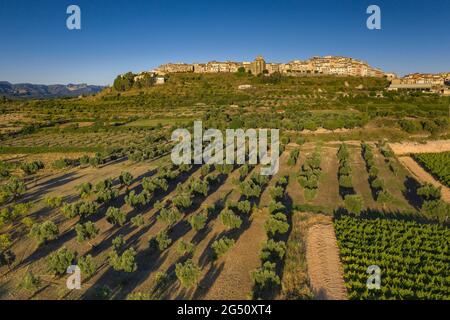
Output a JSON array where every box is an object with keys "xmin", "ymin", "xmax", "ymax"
[
  {"xmin": 298, "ymin": 145, "xmax": 322, "ymax": 200},
  {"xmin": 361, "ymin": 143, "xmax": 392, "ymax": 206},
  {"xmin": 252, "ymin": 175, "xmax": 290, "ymax": 299}
]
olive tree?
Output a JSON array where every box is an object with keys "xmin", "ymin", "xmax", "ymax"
[
  {"xmin": 344, "ymin": 195, "xmax": 364, "ymax": 216},
  {"xmin": 119, "ymin": 171, "xmax": 134, "ymax": 189},
  {"xmin": 75, "ymin": 221, "xmax": 99, "ymax": 244},
  {"xmin": 175, "ymin": 259, "xmax": 201, "ymax": 288},
  {"xmin": 106, "ymin": 207, "xmax": 126, "ymax": 226},
  {"xmin": 29, "ymin": 220, "xmax": 59, "ymax": 245},
  {"xmin": 46, "ymin": 247, "xmax": 76, "ymax": 275},
  {"xmin": 219, "ymin": 209, "xmax": 242, "ymax": 230},
  {"xmin": 211, "ymin": 237, "xmax": 235, "ymax": 260},
  {"xmin": 78, "ymin": 254, "xmax": 97, "ymax": 278},
  {"xmin": 109, "ymin": 248, "xmax": 137, "ymax": 273}
]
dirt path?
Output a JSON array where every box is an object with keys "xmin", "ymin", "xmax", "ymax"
[
  {"xmin": 398, "ymin": 156, "xmax": 450, "ymax": 203},
  {"xmin": 389, "ymin": 140, "xmax": 450, "ymax": 155},
  {"xmin": 306, "ymin": 223, "xmax": 347, "ymax": 300}
]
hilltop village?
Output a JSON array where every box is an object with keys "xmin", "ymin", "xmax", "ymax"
[{"xmin": 113, "ymin": 55, "xmax": 450, "ymax": 95}]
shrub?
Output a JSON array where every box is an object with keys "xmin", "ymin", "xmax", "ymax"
[
  {"xmin": 52, "ymin": 158, "xmax": 76, "ymax": 169},
  {"xmin": 149, "ymin": 230, "xmax": 172, "ymax": 251},
  {"xmin": 119, "ymin": 171, "xmax": 134, "ymax": 187},
  {"xmin": 264, "ymin": 213, "xmax": 289, "ymax": 237},
  {"xmin": 251, "ymin": 261, "xmax": 280, "ymax": 297},
  {"xmin": 177, "ymin": 239, "xmax": 195, "ymax": 256},
  {"xmin": 78, "ymin": 255, "xmax": 97, "ymax": 278},
  {"xmin": 130, "ymin": 214, "xmax": 146, "ymax": 227},
  {"xmin": 211, "ymin": 237, "xmax": 235, "ymax": 259},
  {"xmin": 421, "ymin": 200, "xmax": 449, "ymax": 223},
  {"xmin": 61, "ymin": 201, "xmax": 98, "ymax": 219},
  {"xmin": 236, "ymin": 200, "xmax": 252, "ymax": 215},
  {"xmin": 125, "ymin": 190, "xmax": 151, "ymax": 208},
  {"xmin": 106, "ymin": 207, "xmax": 126, "ymax": 226},
  {"xmin": 21, "ymin": 217, "xmax": 34, "ymax": 229},
  {"xmin": 200, "ymin": 164, "xmax": 211, "ymax": 177},
  {"xmin": 95, "ymin": 187, "xmax": 119, "ymax": 204},
  {"xmin": 157, "ymin": 207, "xmax": 182, "ymax": 227},
  {"xmin": 77, "ymin": 182, "xmax": 93, "ymax": 198},
  {"xmin": 339, "ymin": 175, "xmax": 353, "ymax": 188},
  {"xmin": 220, "ymin": 208, "xmax": 242, "ymax": 230},
  {"xmin": 46, "ymin": 247, "xmax": 76, "ymax": 275},
  {"xmin": 260, "ymin": 239, "xmax": 286, "ymax": 262},
  {"xmin": 94, "ymin": 178, "xmax": 113, "ymax": 193},
  {"xmin": 45, "ymin": 196, "xmax": 63, "ymax": 208},
  {"xmin": 344, "ymin": 195, "xmax": 364, "ymax": 216},
  {"xmin": 376, "ymin": 190, "xmax": 392, "ymax": 204},
  {"xmin": 268, "ymin": 201, "xmax": 285, "ymax": 215},
  {"xmin": 112, "ymin": 235, "xmax": 125, "ymax": 251},
  {"xmin": 29, "ymin": 221, "xmax": 59, "ymax": 245},
  {"xmin": 75, "ymin": 221, "xmax": 99, "ymax": 244},
  {"xmin": 20, "ymin": 161, "xmax": 44, "ymax": 175},
  {"xmin": 20, "ymin": 271, "xmax": 41, "ymax": 293},
  {"xmin": 109, "ymin": 248, "xmax": 137, "ymax": 273},
  {"xmin": 172, "ymin": 192, "xmax": 193, "ymax": 210},
  {"xmin": 417, "ymin": 184, "xmax": 441, "ymax": 201},
  {"xmin": 0, "ymin": 234, "xmax": 14, "ymax": 267},
  {"xmin": 269, "ymin": 186, "xmax": 285, "ymax": 200},
  {"xmin": 188, "ymin": 212, "xmax": 207, "ymax": 231},
  {"xmin": 1, "ymin": 177, "xmax": 26, "ymax": 201},
  {"xmin": 175, "ymin": 259, "xmax": 201, "ymax": 288}
]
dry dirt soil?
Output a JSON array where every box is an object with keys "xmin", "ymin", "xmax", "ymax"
[
  {"xmin": 306, "ymin": 221, "xmax": 347, "ymax": 300},
  {"xmin": 389, "ymin": 140, "xmax": 450, "ymax": 155}
]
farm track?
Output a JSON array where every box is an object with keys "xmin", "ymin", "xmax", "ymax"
[
  {"xmin": 398, "ymin": 156, "xmax": 450, "ymax": 203},
  {"xmin": 389, "ymin": 140, "xmax": 450, "ymax": 155},
  {"xmin": 306, "ymin": 222, "xmax": 347, "ymax": 300}
]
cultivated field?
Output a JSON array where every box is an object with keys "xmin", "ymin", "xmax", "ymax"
[{"xmin": 0, "ymin": 74, "xmax": 449, "ymax": 300}]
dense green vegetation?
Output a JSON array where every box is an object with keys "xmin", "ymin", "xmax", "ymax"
[
  {"xmin": 414, "ymin": 152, "xmax": 450, "ymax": 187},
  {"xmin": 334, "ymin": 215, "xmax": 449, "ymax": 300}
]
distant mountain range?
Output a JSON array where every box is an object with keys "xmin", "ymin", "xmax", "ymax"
[{"xmin": 0, "ymin": 82, "xmax": 105, "ymax": 99}]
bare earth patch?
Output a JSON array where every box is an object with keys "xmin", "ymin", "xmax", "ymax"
[
  {"xmin": 306, "ymin": 222, "xmax": 347, "ymax": 300},
  {"xmin": 389, "ymin": 140, "xmax": 450, "ymax": 155},
  {"xmin": 398, "ymin": 156, "xmax": 450, "ymax": 203}
]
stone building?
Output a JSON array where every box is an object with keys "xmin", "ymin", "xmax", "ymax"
[{"xmin": 249, "ymin": 55, "xmax": 267, "ymax": 75}]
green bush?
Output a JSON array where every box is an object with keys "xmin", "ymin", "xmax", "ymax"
[
  {"xmin": 220, "ymin": 208, "xmax": 242, "ymax": 230},
  {"xmin": 211, "ymin": 237, "xmax": 235, "ymax": 259},
  {"xmin": 188, "ymin": 212, "xmax": 208, "ymax": 231},
  {"xmin": 260, "ymin": 239, "xmax": 286, "ymax": 262},
  {"xmin": 175, "ymin": 259, "xmax": 201, "ymax": 288},
  {"xmin": 157, "ymin": 207, "xmax": 182, "ymax": 227},
  {"xmin": 29, "ymin": 220, "xmax": 59, "ymax": 245},
  {"xmin": 106, "ymin": 207, "xmax": 126, "ymax": 226},
  {"xmin": 75, "ymin": 221, "xmax": 99, "ymax": 243},
  {"xmin": 149, "ymin": 230, "xmax": 172, "ymax": 251},
  {"xmin": 344, "ymin": 195, "xmax": 364, "ymax": 216},
  {"xmin": 109, "ymin": 248, "xmax": 137, "ymax": 273},
  {"xmin": 46, "ymin": 247, "xmax": 76, "ymax": 275},
  {"xmin": 78, "ymin": 254, "xmax": 97, "ymax": 278},
  {"xmin": 177, "ymin": 239, "xmax": 195, "ymax": 256},
  {"xmin": 264, "ymin": 213, "xmax": 289, "ymax": 237}
]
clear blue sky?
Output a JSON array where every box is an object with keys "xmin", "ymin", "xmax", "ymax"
[{"xmin": 0, "ymin": 0, "xmax": 449, "ymax": 85}]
